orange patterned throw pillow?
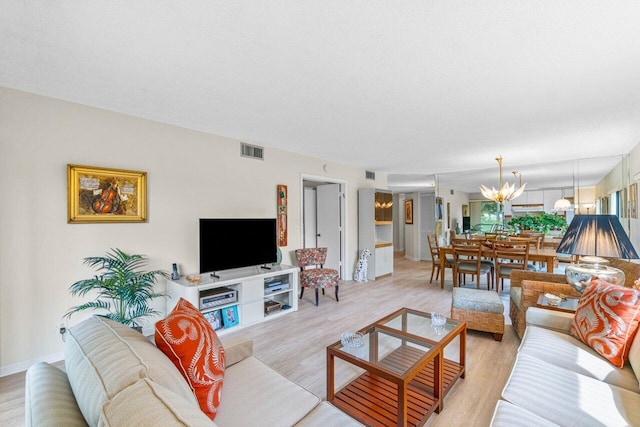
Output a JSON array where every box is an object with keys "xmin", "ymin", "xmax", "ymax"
[
  {"xmin": 155, "ymin": 298, "xmax": 226, "ymax": 420},
  {"xmin": 570, "ymin": 278, "xmax": 640, "ymax": 368}
]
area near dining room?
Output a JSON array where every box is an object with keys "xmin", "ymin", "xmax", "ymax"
[{"xmin": 389, "ymin": 152, "xmax": 639, "ymax": 272}]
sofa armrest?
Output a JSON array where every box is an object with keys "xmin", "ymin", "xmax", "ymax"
[
  {"xmin": 220, "ymin": 335, "xmax": 253, "ymax": 367},
  {"xmin": 526, "ymin": 307, "xmax": 574, "ymax": 334},
  {"xmin": 25, "ymin": 362, "xmax": 88, "ymax": 426}
]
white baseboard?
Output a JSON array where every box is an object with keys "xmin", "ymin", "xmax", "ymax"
[
  {"xmin": 1, "ymin": 351, "xmax": 64, "ymax": 377},
  {"xmin": 404, "ymin": 254, "xmax": 420, "ymax": 261}
]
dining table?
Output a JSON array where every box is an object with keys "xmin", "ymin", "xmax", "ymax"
[{"xmin": 438, "ymin": 245, "xmax": 559, "ymax": 288}]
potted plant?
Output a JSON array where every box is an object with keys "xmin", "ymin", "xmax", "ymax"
[
  {"xmin": 65, "ymin": 248, "xmax": 169, "ymax": 331},
  {"xmin": 508, "ymin": 213, "xmax": 568, "ymax": 234}
]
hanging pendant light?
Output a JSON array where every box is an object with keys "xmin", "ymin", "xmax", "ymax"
[
  {"xmin": 554, "ymin": 194, "xmax": 572, "ymax": 211},
  {"xmin": 554, "ymin": 165, "xmax": 574, "ymax": 212},
  {"xmin": 479, "ymin": 156, "xmax": 526, "ymax": 203}
]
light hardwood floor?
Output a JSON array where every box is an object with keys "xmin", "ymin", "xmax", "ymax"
[{"xmin": 0, "ymin": 253, "xmax": 519, "ymax": 426}]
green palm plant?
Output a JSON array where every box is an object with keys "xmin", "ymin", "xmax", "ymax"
[{"xmin": 65, "ymin": 248, "xmax": 169, "ymax": 328}]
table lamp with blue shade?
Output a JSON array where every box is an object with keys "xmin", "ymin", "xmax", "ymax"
[{"xmin": 556, "ymin": 214, "xmax": 639, "ymax": 293}]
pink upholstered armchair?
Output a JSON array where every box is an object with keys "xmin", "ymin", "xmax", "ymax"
[{"xmin": 294, "ymin": 247, "xmax": 339, "ymax": 306}]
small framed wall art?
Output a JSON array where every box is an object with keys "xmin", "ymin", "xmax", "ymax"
[
  {"xmin": 277, "ymin": 184, "xmax": 288, "ymax": 246},
  {"xmin": 405, "ymin": 199, "xmax": 413, "ymax": 224},
  {"xmin": 631, "ymin": 182, "xmax": 638, "ymax": 219},
  {"xmin": 67, "ymin": 164, "xmax": 147, "ymax": 223}
]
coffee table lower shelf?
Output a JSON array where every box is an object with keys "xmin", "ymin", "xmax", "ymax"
[{"xmin": 331, "ymin": 359, "xmax": 463, "ymax": 426}]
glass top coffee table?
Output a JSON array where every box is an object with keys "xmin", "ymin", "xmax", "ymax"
[
  {"xmin": 327, "ymin": 308, "xmax": 466, "ymax": 426},
  {"xmin": 536, "ymin": 294, "xmax": 579, "ymax": 313}
]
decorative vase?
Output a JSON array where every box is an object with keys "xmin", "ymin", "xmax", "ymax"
[
  {"xmin": 273, "ymin": 247, "xmax": 282, "ymax": 266},
  {"xmin": 565, "ymin": 256, "xmax": 625, "ymax": 293}
]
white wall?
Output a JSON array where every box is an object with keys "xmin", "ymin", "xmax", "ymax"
[
  {"xmin": 0, "ymin": 87, "xmax": 387, "ymax": 374},
  {"xmin": 628, "ymin": 143, "xmax": 640, "ymax": 253}
]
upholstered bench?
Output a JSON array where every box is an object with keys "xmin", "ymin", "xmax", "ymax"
[{"xmin": 451, "ymin": 287, "xmax": 505, "ymax": 341}]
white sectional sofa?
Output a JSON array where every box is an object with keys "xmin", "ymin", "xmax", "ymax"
[
  {"xmin": 491, "ymin": 307, "xmax": 640, "ymax": 426},
  {"xmin": 25, "ymin": 316, "xmax": 361, "ymax": 427}
]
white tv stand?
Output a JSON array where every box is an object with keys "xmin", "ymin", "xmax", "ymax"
[{"xmin": 166, "ymin": 265, "xmax": 299, "ymax": 336}]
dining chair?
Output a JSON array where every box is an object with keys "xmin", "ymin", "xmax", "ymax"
[
  {"xmin": 452, "ymin": 242, "xmax": 493, "ymax": 290},
  {"xmin": 510, "ymin": 234, "xmax": 544, "ymax": 269},
  {"xmin": 519, "ymin": 232, "xmax": 544, "ymax": 249},
  {"xmin": 295, "ymin": 247, "xmax": 339, "ymax": 306},
  {"xmin": 493, "ymin": 242, "xmax": 537, "ymax": 290},
  {"xmin": 427, "ymin": 234, "xmax": 453, "ymax": 284}
]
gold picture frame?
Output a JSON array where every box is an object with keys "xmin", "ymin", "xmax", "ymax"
[
  {"xmin": 631, "ymin": 182, "xmax": 638, "ymax": 219},
  {"xmin": 405, "ymin": 199, "xmax": 413, "ymax": 224},
  {"xmin": 67, "ymin": 164, "xmax": 147, "ymax": 223}
]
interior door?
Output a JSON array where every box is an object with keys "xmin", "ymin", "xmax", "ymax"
[
  {"xmin": 316, "ymin": 184, "xmax": 341, "ymax": 272},
  {"xmin": 303, "ymin": 187, "xmax": 317, "ymax": 247}
]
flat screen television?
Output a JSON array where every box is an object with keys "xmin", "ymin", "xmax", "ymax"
[{"xmin": 199, "ymin": 218, "xmax": 277, "ymax": 274}]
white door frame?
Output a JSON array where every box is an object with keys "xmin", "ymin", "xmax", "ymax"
[{"xmin": 300, "ymin": 173, "xmax": 348, "ymax": 279}]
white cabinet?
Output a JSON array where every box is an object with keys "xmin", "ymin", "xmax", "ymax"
[
  {"xmin": 166, "ymin": 265, "xmax": 298, "ymax": 336},
  {"xmin": 358, "ymin": 188, "xmax": 394, "ymax": 280},
  {"xmin": 375, "ymin": 244, "xmax": 393, "ymax": 277}
]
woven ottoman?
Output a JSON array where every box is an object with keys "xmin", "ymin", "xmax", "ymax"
[{"xmin": 451, "ymin": 287, "xmax": 504, "ymax": 341}]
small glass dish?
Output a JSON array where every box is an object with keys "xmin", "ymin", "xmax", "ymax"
[
  {"xmin": 431, "ymin": 312, "xmax": 447, "ymax": 326},
  {"xmin": 341, "ymin": 331, "xmax": 364, "ymax": 348}
]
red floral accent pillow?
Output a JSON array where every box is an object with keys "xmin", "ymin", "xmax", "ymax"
[
  {"xmin": 155, "ymin": 298, "xmax": 225, "ymax": 420},
  {"xmin": 570, "ymin": 278, "xmax": 640, "ymax": 368}
]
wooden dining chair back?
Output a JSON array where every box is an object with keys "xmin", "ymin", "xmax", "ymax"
[
  {"xmin": 427, "ymin": 234, "xmax": 453, "ymax": 283},
  {"xmin": 451, "ymin": 236, "xmax": 469, "ymax": 245},
  {"xmin": 508, "ymin": 236, "xmax": 539, "ymax": 249},
  {"xmin": 493, "ymin": 242, "xmax": 536, "ymax": 290},
  {"xmin": 519, "ymin": 232, "xmax": 544, "ymax": 249},
  {"xmin": 452, "ymin": 242, "xmax": 492, "ymax": 290}
]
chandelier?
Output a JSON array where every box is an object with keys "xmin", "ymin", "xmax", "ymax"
[{"xmin": 479, "ymin": 156, "xmax": 526, "ymax": 203}]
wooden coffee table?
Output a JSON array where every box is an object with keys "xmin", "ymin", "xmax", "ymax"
[{"xmin": 326, "ymin": 308, "xmax": 466, "ymax": 426}]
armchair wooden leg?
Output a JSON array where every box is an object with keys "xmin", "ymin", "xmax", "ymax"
[
  {"xmin": 335, "ymin": 285, "xmax": 339, "ymax": 302},
  {"xmin": 315, "ymin": 288, "xmax": 319, "ymax": 306},
  {"xmin": 299, "ymin": 288, "xmax": 304, "ymax": 299}
]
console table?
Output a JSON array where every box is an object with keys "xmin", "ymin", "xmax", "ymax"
[{"xmin": 166, "ymin": 265, "xmax": 299, "ymax": 336}]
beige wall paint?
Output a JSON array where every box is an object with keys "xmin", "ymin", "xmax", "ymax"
[{"xmin": 0, "ymin": 87, "xmax": 386, "ymax": 374}]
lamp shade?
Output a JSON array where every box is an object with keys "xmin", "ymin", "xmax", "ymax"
[
  {"xmin": 553, "ymin": 198, "xmax": 572, "ymax": 211},
  {"xmin": 556, "ymin": 214, "xmax": 638, "ymax": 259}
]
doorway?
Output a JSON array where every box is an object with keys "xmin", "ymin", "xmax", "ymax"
[{"xmin": 301, "ymin": 175, "xmax": 347, "ymax": 279}]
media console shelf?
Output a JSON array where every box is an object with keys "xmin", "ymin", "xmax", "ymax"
[{"xmin": 166, "ymin": 265, "xmax": 299, "ymax": 336}]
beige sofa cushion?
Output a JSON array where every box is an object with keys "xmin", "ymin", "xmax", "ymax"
[
  {"xmin": 65, "ymin": 316, "xmax": 196, "ymax": 426},
  {"xmin": 519, "ymin": 326, "xmax": 640, "ymax": 393},
  {"xmin": 25, "ymin": 362, "xmax": 88, "ymax": 427},
  {"xmin": 214, "ymin": 356, "xmax": 319, "ymax": 426},
  {"xmin": 525, "ymin": 307, "xmax": 573, "ymax": 334},
  {"xmin": 490, "ymin": 400, "xmax": 558, "ymax": 427},
  {"xmin": 99, "ymin": 378, "xmax": 214, "ymax": 427},
  {"xmin": 219, "ymin": 335, "xmax": 253, "ymax": 368},
  {"xmin": 502, "ymin": 354, "xmax": 640, "ymax": 426},
  {"xmin": 628, "ymin": 327, "xmax": 640, "ymax": 385}
]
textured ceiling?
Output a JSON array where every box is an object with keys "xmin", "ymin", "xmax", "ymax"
[{"xmin": 2, "ymin": 1, "xmax": 639, "ymax": 192}]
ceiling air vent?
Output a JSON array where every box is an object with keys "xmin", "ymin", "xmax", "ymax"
[
  {"xmin": 365, "ymin": 170, "xmax": 376, "ymax": 180},
  {"xmin": 240, "ymin": 143, "xmax": 264, "ymax": 160}
]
